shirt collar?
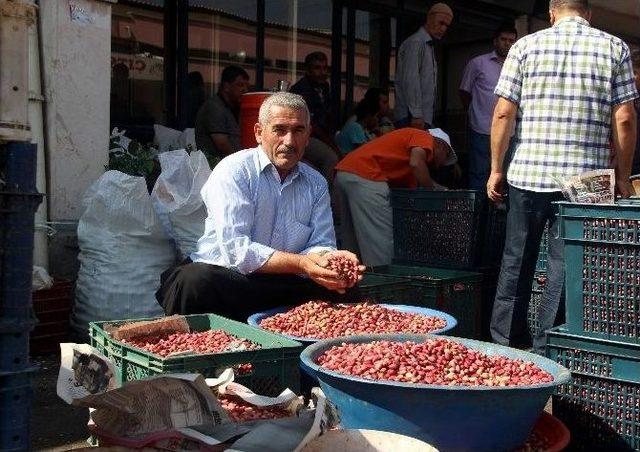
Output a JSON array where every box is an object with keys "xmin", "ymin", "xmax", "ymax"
[
  {"xmin": 419, "ymin": 26, "xmax": 434, "ymax": 44},
  {"xmin": 256, "ymin": 145, "xmax": 301, "ymax": 182},
  {"xmin": 553, "ymin": 16, "xmax": 590, "ymax": 28},
  {"xmin": 490, "ymin": 51, "xmax": 500, "ymax": 61}
]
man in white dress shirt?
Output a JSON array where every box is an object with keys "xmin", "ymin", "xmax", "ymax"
[{"xmin": 156, "ymin": 92, "xmax": 363, "ymax": 321}]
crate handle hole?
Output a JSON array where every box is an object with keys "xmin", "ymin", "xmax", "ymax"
[
  {"xmin": 12, "ymin": 435, "xmax": 20, "ymax": 442},
  {"xmin": 14, "ymin": 332, "xmax": 23, "ymax": 338},
  {"xmin": 13, "ymin": 357, "xmax": 21, "ymax": 364}
]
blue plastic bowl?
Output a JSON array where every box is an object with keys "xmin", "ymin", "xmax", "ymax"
[
  {"xmin": 300, "ymin": 333, "xmax": 571, "ymax": 452},
  {"xmin": 247, "ymin": 304, "xmax": 457, "ymax": 344}
]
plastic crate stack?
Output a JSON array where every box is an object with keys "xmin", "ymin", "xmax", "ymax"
[
  {"xmin": 1, "ymin": 143, "xmax": 43, "ymax": 451},
  {"xmin": 528, "ymin": 225, "xmax": 550, "ymax": 338},
  {"xmin": 545, "ymin": 202, "xmax": 640, "ymax": 450},
  {"xmin": 367, "ymin": 190, "xmax": 493, "ymax": 339}
]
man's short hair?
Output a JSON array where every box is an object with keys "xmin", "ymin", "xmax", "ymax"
[
  {"xmin": 304, "ymin": 52, "xmax": 328, "ymax": 69},
  {"xmin": 494, "ymin": 22, "xmax": 518, "ymax": 39},
  {"xmin": 220, "ymin": 65, "xmax": 249, "ymax": 87},
  {"xmin": 549, "ymin": 0, "xmax": 590, "ymax": 12},
  {"xmin": 258, "ymin": 92, "xmax": 310, "ymax": 126},
  {"xmin": 631, "ymin": 49, "xmax": 640, "ymax": 72}
]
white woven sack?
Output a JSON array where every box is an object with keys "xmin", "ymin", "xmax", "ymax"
[
  {"xmin": 72, "ymin": 171, "xmax": 177, "ymax": 337},
  {"xmin": 151, "ymin": 150, "xmax": 210, "ymax": 259}
]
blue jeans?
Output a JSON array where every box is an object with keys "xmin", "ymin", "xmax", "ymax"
[
  {"xmin": 467, "ymin": 129, "xmax": 490, "ymax": 191},
  {"xmin": 490, "ymin": 186, "xmax": 565, "ymax": 354}
]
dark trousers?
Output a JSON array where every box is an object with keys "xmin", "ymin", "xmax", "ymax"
[
  {"xmin": 156, "ymin": 260, "xmax": 344, "ymax": 322},
  {"xmin": 490, "ymin": 186, "xmax": 565, "ymax": 354}
]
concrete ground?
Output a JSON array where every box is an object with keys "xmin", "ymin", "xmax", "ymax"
[{"xmin": 30, "ymin": 354, "xmax": 89, "ymax": 451}]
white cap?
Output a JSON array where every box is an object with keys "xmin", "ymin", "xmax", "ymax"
[{"xmin": 428, "ymin": 128, "xmax": 457, "ymax": 166}]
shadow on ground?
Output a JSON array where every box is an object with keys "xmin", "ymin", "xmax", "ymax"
[{"xmin": 30, "ymin": 354, "xmax": 90, "ymax": 451}]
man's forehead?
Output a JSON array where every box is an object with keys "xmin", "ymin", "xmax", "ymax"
[{"xmin": 267, "ymin": 107, "xmax": 308, "ymax": 124}]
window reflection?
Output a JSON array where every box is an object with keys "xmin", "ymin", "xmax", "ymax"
[
  {"xmin": 187, "ymin": 1, "xmax": 257, "ymax": 127},
  {"xmin": 111, "ymin": 2, "xmax": 165, "ymax": 139}
]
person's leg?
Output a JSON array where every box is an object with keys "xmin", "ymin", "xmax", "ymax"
[
  {"xmin": 532, "ymin": 192, "xmax": 565, "ymax": 353},
  {"xmin": 339, "ymin": 173, "xmax": 393, "ymax": 267},
  {"xmin": 334, "ymin": 171, "xmax": 361, "ymax": 257},
  {"xmin": 490, "ymin": 186, "xmax": 548, "ymax": 347},
  {"xmin": 467, "ymin": 129, "xmax": 491, "ymax": 191},
  {"xmin": 157, "ymin": 261, "xmax": 343, "ymax": 321}
]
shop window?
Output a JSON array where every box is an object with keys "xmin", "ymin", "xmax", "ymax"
[
  {"xmin": 111, "ymin": 1, "xmax": 166, "ymax": 139},
  {"xmin": 187, "ymin": 1, "xmax": 257, "ymax": 127},
  {"xmin": 264, "ymin": 1, "xmax": 333, "ymax": 92}
]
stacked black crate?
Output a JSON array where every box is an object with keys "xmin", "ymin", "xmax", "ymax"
[
  {"xmin": 0, "ymin": 143, "xmax": 43, "ymax": 451},
  {"xmin": 545, "ymin": 202, "xmax": 640, "ymax": 451},
  {"xmin": 368, "ymin": 190, "xmax": 490, "ymax": 340}
]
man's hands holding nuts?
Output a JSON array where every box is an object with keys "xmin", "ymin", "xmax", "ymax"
[{"xmin": 302, "ymin": 250, "xmax": 365, "ymax": 293}]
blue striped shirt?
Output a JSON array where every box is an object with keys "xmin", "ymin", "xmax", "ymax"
[
  {"xmin": 190, "ymin": 147, "xmax": 336, "ymax": 274},
  {"xmin": 495, "ymin": 16, "xmax": 638, "ymax": 191}
]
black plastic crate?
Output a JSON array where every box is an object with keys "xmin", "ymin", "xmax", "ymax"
[
  {"xmin": 367, "ymin": 265, "xmax": 482, "ymax": 339},
  {"xmin": 353, "ymin": 273, "xmax": 418, "ymax": 305},
  {"xmin": 546, "ymin": 326, "xmax": 640, "ymax": 450},
  {"xmin": 391, "ymin": 189, "xmax": 489, "ymax": 270},
  {"xmin": 558, "ymin": 202, "xmax": 640, "ymax": 344}
]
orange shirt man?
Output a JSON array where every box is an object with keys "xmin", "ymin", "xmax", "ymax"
[{"xmin": 335, "ymin": 127, "xmax": 456, "ymax": 266}]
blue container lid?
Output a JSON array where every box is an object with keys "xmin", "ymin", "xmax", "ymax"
[{"xmin": 247, "ymin": 304, "xmax": 457, "ymax": 344}]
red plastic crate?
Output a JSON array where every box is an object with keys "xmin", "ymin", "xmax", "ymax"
[{"xmin": 30, "ymin": 280, "xmax": 73, "ymax": 355}]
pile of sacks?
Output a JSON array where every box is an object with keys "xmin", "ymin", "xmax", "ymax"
[{"xmin": 71, "ymin": 127, "xmax": 211, "ymax": 337}]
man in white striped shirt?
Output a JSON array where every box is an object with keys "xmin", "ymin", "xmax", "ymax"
[{"xmin": 157, "ymin": 93, "xmax": 364, "ymax": 320}]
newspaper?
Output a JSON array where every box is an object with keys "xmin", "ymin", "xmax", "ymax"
[
  {"xmin": 57, "ymin": 343, "xmax": 119, "ymax": 404},
  {"xmin": 556, "ymin": 169, "xmax": 615, "ymax": 204},
  {"xmin": 57, "ymin": 344, "xmax": 337, "ymax": 451}
]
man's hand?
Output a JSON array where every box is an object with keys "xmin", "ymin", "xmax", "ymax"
[
  {"xmin": 616, "ymin": 178, "xmax": 633, "ymax": 199},
  {"xmin": 325, "ymin": 250, "xmax": 366, "ymax": 285},
  {"xmin": 487, "ymin": 171, "xmax": 506, "ymax": 202},
  {"xmin": 300, "ymin": 253, "xmax": 349, "ymax": 293},
  {"xmin": 410, "ymin": 117, "xmax": 425, "ymax": 130}
]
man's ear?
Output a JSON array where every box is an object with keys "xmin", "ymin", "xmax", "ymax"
[{"xmin": 254, "ymin": 123, "xmax": 263, "ymax": 144}]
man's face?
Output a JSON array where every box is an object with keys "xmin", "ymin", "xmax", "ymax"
[
  {"xmin": 634, "ymin": 69, "xmax": 640, "ymax": 92},
  {"xmin": 426, "ymin": 13, "xmax": 452, "ymax": 40},
  {"xmin": 254, "ymin": 106, "xmax": 310, "ymax": 175},
  {"xmin": 226, "ymin": 75, "xmax": 250, "ymax": 104},
  {"xmin": 494, "ymin": 32, "xmax": 517, "ymax": 58},
  {"xmin": 307, "ymin": 58, "xmax": 329, "ymax": 84}
]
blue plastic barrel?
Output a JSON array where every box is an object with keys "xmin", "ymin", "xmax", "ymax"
[
  {"xmin": 247, "ymin": 304, "xmax": 457, "ymax": 344},
  {"xmin": 301, "ymin": 333, "xmax": 570, "ymax": 452}
]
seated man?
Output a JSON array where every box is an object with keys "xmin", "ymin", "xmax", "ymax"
[
  {"xmin": 194, "ymin": 65, "xmax": 250, "ymax": 161},
  {"xmin": 157, "ymin": 92, "xmax": 364, "ymax": 321},
  {"xmin": 335, "ymin": 127, "xmax": 457, "ymax": 267}
]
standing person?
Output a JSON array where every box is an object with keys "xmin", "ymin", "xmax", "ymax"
[
  {"xmin": 195, "ymin": 65, "xmax": 250, "ymax": 161},
  {"xmin": 394, "ymin": 3, "xmax": 453, "ymax": 130},
  {"xmin": 459, "ymin": 23, "xmax": 517, "ymax": 191},
  {"xmin": 157, "ymin": 92, "xmax": 364, "ymax": 321},
  {"xmin": 335, "ymin": 128, "xmax": 457, "ymax": 266},
  {"xmin": 291, "ymin": 52, "xmax": 340, "ymax": 183},
  {"xmin": 487, "ymin": 0, "xmax": 638, "ymax": 354}
]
